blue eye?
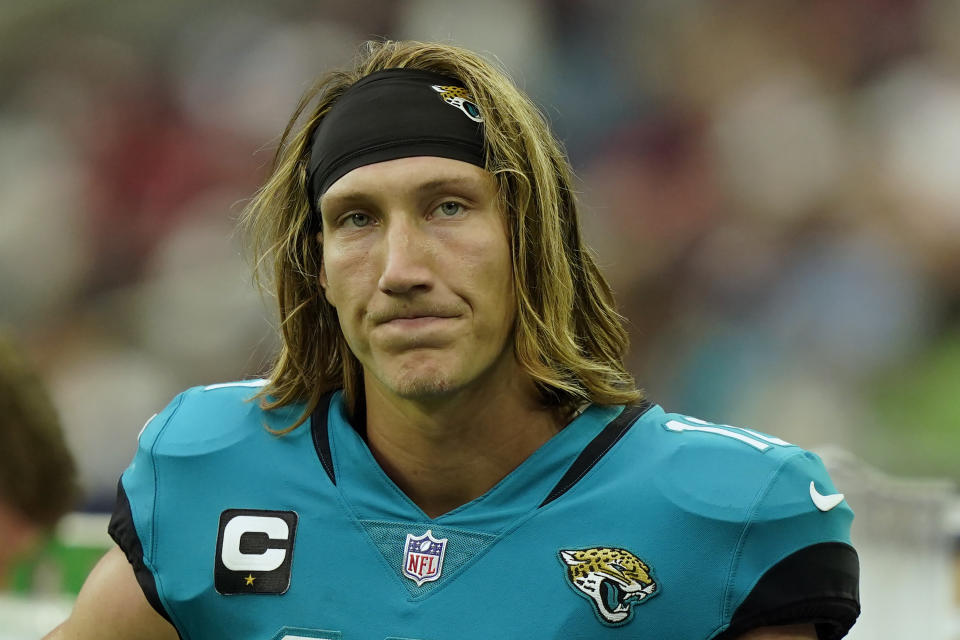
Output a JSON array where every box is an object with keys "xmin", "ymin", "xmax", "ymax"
[
  {"xmin": 345, "ymin": 213, "xmax": 370, "ymax": 227},
  {"xmin": 437, "ymin": 201, "xmax": 463, "ymax": 217}
]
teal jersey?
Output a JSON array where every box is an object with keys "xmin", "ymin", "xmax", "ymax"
[{"xmin": 109, "ymin": 381, "xmax": 859, "ymax": 640}]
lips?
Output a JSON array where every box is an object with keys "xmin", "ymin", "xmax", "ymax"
[
  {"xmin": 380, "ymin": 315, "xmax": 458, "ymax": 329},
  {"xmin": 371, "ymin": 309, "xmax": 461, "ymax": 325}
]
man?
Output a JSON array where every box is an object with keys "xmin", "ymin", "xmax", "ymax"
[
  {"xmin": 0, "ymin": 331, "xmax": 78, "ymax": 586},
  {"xmin": 47, "ymin": 41, "xmax": 859, "ymax": 639}
]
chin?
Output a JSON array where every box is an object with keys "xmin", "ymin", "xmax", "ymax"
[
  {"xmin": 391, "ymin": 375, "xmax": 457, "ymax": 399},
  {"xmin": 385, "ymin": 358, "xmax": 462, "ymax": 399}
]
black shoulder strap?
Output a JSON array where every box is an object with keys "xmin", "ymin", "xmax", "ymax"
[
  {"xmin": 310, "ymin": 391, "xmax": 338, "ymax": 485},
  {"xmin": 539, "ymin": 400, "xmax": 653, "ymax": 508}
]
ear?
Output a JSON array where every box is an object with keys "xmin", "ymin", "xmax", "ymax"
[{"xmin": 559, "ymin": 550, "xmax": 581, "ymax": 566}]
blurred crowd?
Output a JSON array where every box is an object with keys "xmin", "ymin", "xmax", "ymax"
[{"xmin": 0, "ymin": 0, "xmax": 957, "ymax": 511}]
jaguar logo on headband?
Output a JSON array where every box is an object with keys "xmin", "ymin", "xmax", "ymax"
[{"xmin": 431, "ymin": 85, "xmax": 484, "ymax": 123}]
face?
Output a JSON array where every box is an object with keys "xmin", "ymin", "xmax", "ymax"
[{"xmin": 318, "ymin": 156, "xmax": 516, "ymax": 402}]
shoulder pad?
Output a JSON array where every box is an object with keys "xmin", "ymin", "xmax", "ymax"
[
  {"xmin": 142, "ymin": 380, "xmax": 303, "ymax": 456},
  {"xmin": 643, "ymin": 410, "xmax": 828, "ymax": 521}
]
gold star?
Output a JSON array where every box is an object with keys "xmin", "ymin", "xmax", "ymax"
[{"xmin": 244, "ymin": 574, "xmax": 255, "ymax": 586}]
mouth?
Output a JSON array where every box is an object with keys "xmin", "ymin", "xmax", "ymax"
[
  {"xmin": 380, "ymin": 315, "xmax": 459, "ymax": 328},
  {"xmin": 600, "ymin": 579, "xmax": 649, "ymax": 613},
  {"xmin": 373, "ymin": 307, "xmax": 462, "ymax": 324},
  {"xmin": 601, "ymin": 579, "xmax": 629, "ymax": 613}
]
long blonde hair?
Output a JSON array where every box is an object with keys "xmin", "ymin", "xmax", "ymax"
[{"xmin": 243, "ymin": 40, "xmax": 641, "ymax": 432}]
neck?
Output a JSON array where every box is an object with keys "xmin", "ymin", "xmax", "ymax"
[{"xmin": 362, "ymin": 360, "xmax": 567, "ymax": 518}]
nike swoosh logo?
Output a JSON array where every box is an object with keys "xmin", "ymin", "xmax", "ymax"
[{"xmin": 809, "ymin": 481, "xmax": 845, "ymax": 512}]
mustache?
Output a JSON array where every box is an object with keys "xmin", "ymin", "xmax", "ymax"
[{"xmin": 367, "ymin": 305, "xmax": 463, "ymax": 324}]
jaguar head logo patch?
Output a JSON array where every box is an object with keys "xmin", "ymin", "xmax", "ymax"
[
  {"xmin": 559, "ymin": 547, "xmax": 658, "ymax": 625},
  {"xmin": 431, "ymin": 85, "xmax": 483, "ymax": 123}
]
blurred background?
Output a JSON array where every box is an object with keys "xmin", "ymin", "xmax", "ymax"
[{"xmin": 0, "ymin": 0, "xmax": 957, "ymax": 637}]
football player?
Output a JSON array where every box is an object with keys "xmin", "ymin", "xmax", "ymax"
[{"xmin": 47, "ymin": 41, "xmax": 859, "ymax": 640}]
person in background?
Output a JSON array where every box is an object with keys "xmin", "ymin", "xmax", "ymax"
[{"xmin": 0, "ymin": 331, "xmax": 78, "ymax": 587}]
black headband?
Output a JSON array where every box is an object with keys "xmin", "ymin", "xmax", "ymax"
[{"xmin": 306, "ymin": 68, "xmax": 486, "ymax": 211}]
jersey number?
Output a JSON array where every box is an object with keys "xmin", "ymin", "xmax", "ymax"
[{"xmin": 664, "ymin": 416, "xmax": 792, "ymax": 452}]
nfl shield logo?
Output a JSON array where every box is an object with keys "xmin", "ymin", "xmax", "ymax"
[{"xmin": 402, "ymin": 529, "xmax": 448, "ymax": 586}]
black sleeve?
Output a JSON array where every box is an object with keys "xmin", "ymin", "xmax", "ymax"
[
  {"xmin": 712, "ymin": 542, "xmax": 860, "ymax": 640},
  {"xmin": 107, "ymin": 478, "xmax": 179, "ymax": 631}
]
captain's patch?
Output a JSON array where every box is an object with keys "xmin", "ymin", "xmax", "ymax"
[
  {"xmin": 215, "ymin": 509, "xmax": 298, "ymax": 595},
  {"xmin": 559, "ymin": 546, "xmax": 659, "ymax": 626}
]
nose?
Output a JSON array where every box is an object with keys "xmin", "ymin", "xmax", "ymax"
[{"xmin": 377, "ymin": 216, "xmax": 434, "ymax": 295}]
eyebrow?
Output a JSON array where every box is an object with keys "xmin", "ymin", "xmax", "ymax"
[
  {"xmin": 412, "ymin": 176, "xmax": 484, "ymax": 197},
  {"xmin": 320, "ymin": 175, "xmax": 485, "ymax": 212}
]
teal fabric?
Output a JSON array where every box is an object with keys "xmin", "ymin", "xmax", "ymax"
[{"xmin": 118, "ymin": 383, "xmax": 854, "ymax": 640}]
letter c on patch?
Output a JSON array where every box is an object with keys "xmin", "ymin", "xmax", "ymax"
[{"xmin": 221, "ymin": 514, "xmax": 289, "ymax": 572}]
